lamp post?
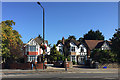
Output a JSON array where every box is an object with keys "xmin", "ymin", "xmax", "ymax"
[{"xmin": 37, "ymin": 2, "xmax": 45, "ymax": 70}]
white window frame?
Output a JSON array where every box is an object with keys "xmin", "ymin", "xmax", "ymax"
[{"xmin": 71, "ymin": 46, "xmax": 75, "ymax": 52}]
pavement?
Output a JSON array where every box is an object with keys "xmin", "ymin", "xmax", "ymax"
[{"xmin": 0, "ymin": 67, "xmax": 118, "ymax": 73}]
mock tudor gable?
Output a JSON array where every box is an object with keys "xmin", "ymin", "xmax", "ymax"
[
  {"xmin": 23, "ymin": 36, "xmax": 50, "ymax": 63},
  {"xmin": 56, "ymin": 37, "xmax": 87, "ymax": 64}
]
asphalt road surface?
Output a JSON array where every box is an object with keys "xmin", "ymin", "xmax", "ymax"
[
  {"xmin": 1, "ymin": 72, "xmax": 119, "ymax": 80},
  {"xmin": 1, "ymin": 68, "xmax": 119, "ymax": 80}
]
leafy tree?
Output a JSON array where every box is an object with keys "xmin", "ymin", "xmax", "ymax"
[
  {"xmin": 67, "ymin": 55, "xmax": 70, "ymax": 61},
  {"xmin": 1, "ymin": 20, "xmax": 23, "ymax": 63},
  {"xmin": 77, "ymin": 37, "xmax": 84, "ymax": 43},
  {"xmin": 57, "ymin": 54, "xmax": 65, "ymax": 61},
  {"xmin": 90, "ymin": 49, "xmax": 117, "ymax": 63},
  {"xmin": 84, "ymin": 29, "xmax": 104, "ymax": 40},
  {"xmin": 49, "ymin": 44, "xmax": 65, "ymax": 62},
  {"xmin": 110, "ymin": 28, "xmax": 120, "ymax": 63}
]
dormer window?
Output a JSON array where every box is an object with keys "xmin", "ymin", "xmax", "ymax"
[{"xmin": 71, "ymin": 47, "xmax": 75, "ymax": 52}]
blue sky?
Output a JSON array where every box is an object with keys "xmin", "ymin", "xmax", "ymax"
[{"xmin": 2, "ymin": 2, "xmax": 118, "ymax": 45}]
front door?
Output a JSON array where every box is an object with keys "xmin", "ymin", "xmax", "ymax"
[{"xmin": 78, "ymin": 56, "xmax": 85, "ymax": 64}]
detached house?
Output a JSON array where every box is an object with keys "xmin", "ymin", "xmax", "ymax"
[
  {"xmin": 23, "ymin": 36, "xmax": 50, "ymax": 63},
  {"xmin": 56, "ymin": 37, "xmax": 87, "ymax": 64},
  {"xmin": 85, "ymin": 40, "xmax": 111, "ymax": 58}
]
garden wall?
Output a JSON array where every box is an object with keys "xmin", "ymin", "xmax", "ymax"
[
  {"xmin": 2, "ymin": 62, "xmax": 47, "ymax": 70},
  {"xmin": 98, "ymin": 63, "xmax": 118, "ymax": 68}
]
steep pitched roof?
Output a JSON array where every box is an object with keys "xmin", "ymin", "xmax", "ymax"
[
  {"xmin": 34, "ymin": 37, "xmax": 48, "ymax": 46},
  {"xmin": 34, "ymin": 37, "xmax": 43, "ymax": 45},
  {"xmin": 95, "ymin": 41, "xmax": 104, "ymax": 48},
  {"xmin": 64, "ymin": 38, "xmax": 80, "ymax": 46},
  {"xmin": 56, "ymin": 40, "xmax": 63, "ymax": 46},
  {"xmin": 57, "ymin": 38, "xmax": 88, "ymax": 48},
  {"xmin": 85, "ymin": 40, "xmax": 104, "ymax": 50},
  {"xmin": 78, "ymin": 42, "xmax": 87, "ymax": 48},
  {"xmin": 24, "ymin": 36, "xmax": 49, "ymax": 47}
]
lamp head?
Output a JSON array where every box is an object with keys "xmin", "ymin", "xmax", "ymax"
[{"xmin": 37, "ymin": 2, "xmax": 40, "ymax": 5}]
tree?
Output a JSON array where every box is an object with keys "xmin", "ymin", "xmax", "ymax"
[
  {"xmin": 1, "ymin": 20, "xmax": 23, "ymax": 63},
  {"xmin": 49, "ymin": 44, "xmax": 65, "ymax": 62},
  {"xmin": 83, "ymin": 29, "xmax": 104, "ymax": 40},
  {"xmin": 90, "ymin": 49, "xmax": 117, "ymax": 63},
  {"xmin": 110, "ymin": 28, "xmax": 120, "ymax": 63}
]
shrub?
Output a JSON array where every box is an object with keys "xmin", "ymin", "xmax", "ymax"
[
  {"xmin": 90, "ymin": 49, "xmax": 117, "ymax": 63},
  {"xmin": 72, "ymin": 61, "xmax": 77, "ymax": 65}
]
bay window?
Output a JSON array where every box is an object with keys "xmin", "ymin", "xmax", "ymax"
[{"xmin": 29, "ymin": 46, "xmax": 36, "ymax": 52}]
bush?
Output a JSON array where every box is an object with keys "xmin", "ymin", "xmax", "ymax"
[
  {"xmin": 90, "ymin": 49, "xmax": 117, "ymax": 63},
  {"xmin": 67, "ymin": 56, "xmax": 70, "ymax": 61},
  {"xmin": 72, "ymin": 61, "xmax": 77, "ymax": 65},
  {"xmin": 16, "ymin": 57, "xmax": 25, "ymax": 63}
]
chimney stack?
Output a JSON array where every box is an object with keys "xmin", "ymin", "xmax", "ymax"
[{"xmin": 62, "ymin": 37, "xmax": 64, "ymax": 45}]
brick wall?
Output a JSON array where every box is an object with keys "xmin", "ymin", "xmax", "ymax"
[
  {"xmin": 10, "ymin": 63, "xmax": 31, "ymax": 69},
  {"xmin": 98, "ymin": 63, "xmax": 118, "ymax": 68},
  {"xmin": 2, "ymin": 62, "xmax": 47, "ymax": 70},
  {"xmin": 33, "ymin": 62, "xmax": 47, "ymax": 69},
  {"xmin": 64, "ymin": 61, "xmax": 73, "ymax": 68}
]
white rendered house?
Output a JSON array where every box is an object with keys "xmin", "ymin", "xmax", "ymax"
[
  {"xmin": 23, "ymin": 36, "xmax": 50, "ymax": 63},
  {"xmin": 56, "ymin": 38, "xmax": 87, "ymax": 64}
]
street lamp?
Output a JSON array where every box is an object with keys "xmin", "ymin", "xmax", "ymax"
[{"xmin": 37, "ymin": 2, "xmax": 45, "ymax": 70}]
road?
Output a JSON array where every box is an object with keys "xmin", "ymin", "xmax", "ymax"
[
  {"xmin": 0, "ymin": 68, "xmax": 119, "ymax": 80},
  {"xmin": 1, "ymin": 72, "xmax": 119, "ymax": 80}
]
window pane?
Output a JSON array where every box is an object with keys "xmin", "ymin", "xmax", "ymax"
[
  {"xmin": 29, "ymin": 46, "xmax": 36, "ymax": 52},
  {"xmin": 71, "ymin": 47, "xmax": 75, "ymax": 52},
  {"xmin": 81, "ymin": 47, "xmax": 84, "ymax": 52}
]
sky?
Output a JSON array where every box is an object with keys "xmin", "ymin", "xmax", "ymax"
[{"xmin": 2, "ymin": 2, "xmax": 118, "ymax": 45}]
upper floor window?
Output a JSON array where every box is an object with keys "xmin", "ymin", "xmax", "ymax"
[
  {"xmin": 29, "ymin": 46, "xmax": 36, "ymax": 52},
  {"xmin": 71, "ymin": 47, "xmax": 75, "ymax": 52},
  {"xmin": 59, "ymin": 46, "xmax": 63, "ymax": 52},
  {"xmin": 80, "ymin": 47, "xmax": 84, "ymax": 52}
]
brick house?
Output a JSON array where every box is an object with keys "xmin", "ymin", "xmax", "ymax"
[
  {"xmin": 84, "ymin": 40, "xmax": 111, "ymax": 59},
  {"xmin": 23, "ymin": 36, "xmax": 50, "ymax": 63}
]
